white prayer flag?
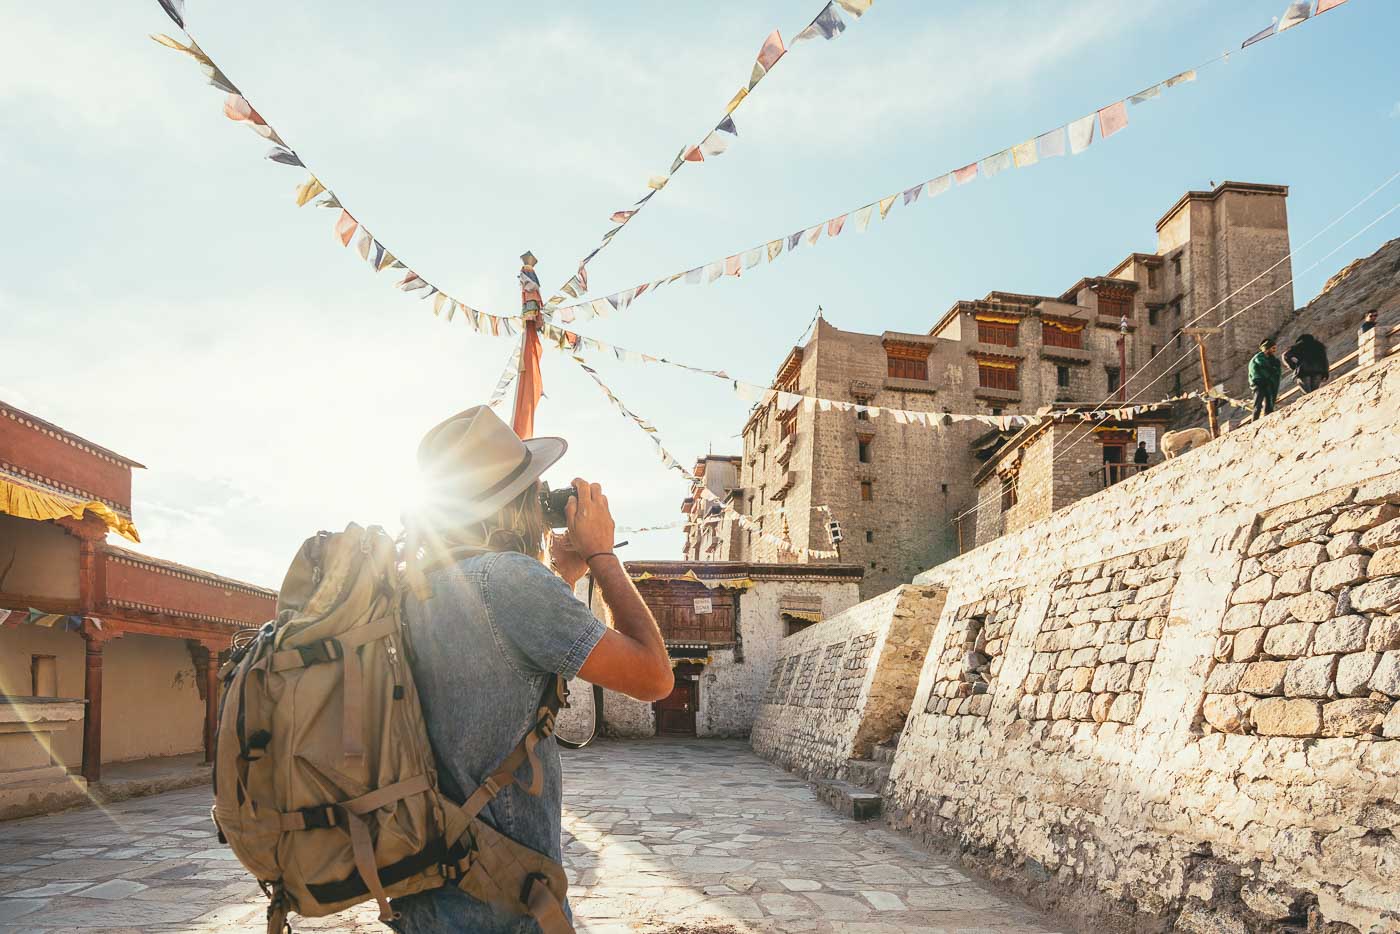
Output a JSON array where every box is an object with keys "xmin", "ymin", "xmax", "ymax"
[{"xmin": 1068, "ymin": 114, "xmax": 1096, "ymax": 154}]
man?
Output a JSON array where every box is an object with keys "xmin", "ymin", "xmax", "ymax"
[
  {"xmin": 1360, "ymin": 308, "xmax": 1379, "ymax": 334},
  {"xmin": 1133, "ymin": 441, "xmax": 1149, "ymax": 466},
  {"xmin": 393, "ymin": 405, "xmax": 674, "ymax": 933},
  {"xmin": 1248, "ymin": 339, "xmax": 1282, "ymax": 422},
  {"xmin": 1284, "ymin": 333, "xmax": 1330, "ymax": 394}
]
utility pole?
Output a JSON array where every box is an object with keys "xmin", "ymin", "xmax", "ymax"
[
  {"xmin": 1183, "ymin": 326, "xmax": 1223, "ymax": 438},
  {"xmin": 1117, "ymin": 315, "xmax": 1129, "ymax": 402}
]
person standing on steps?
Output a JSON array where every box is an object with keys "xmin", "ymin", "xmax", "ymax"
[
  {"xmin": 1248, "ymin": 340, "xmax": 1282, "ymax": 422},
  {"xmin": 1284, "ymin": 333, "xmax": 1330, "ymax": 394}
]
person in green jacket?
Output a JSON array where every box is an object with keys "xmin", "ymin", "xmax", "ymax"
[{"xmin": 1249, "ymin": 339, "xmax": 1282, "ymax": 422}]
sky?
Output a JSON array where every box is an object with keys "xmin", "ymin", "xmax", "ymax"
[{"xmin": 2, "ymin": 0, "xmax": 1397, "ymax": 588}]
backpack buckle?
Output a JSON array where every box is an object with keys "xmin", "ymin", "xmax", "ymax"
[
  {"xmin": 296, "ymin": 639, "xmax": 344, "ymax": 667},
  {"xmin": 297, "ymin": 804, "xmax": 340, "ymax": 830}
]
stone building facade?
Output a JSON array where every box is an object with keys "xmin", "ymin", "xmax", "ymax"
[
  {"xmin": 680, "ymin": 455, "xmax": 742, "ymax": 561},
  {"xmin": 685, "ymin": 182, "xmax": 1293, "ymax": 599},
  {"xmin": 750, "ymin": 351, "xmax": 1400, "ymax": 932}
]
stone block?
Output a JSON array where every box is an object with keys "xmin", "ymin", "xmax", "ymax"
[
  {"xmin": 1326, "ymin": 531, "xmax": 1368, "ymax": 560},
  {"xmin": 1035, "ymin": 694, "xmax": 1053, "ymax": 719},
  {"xmin": 1212, "ymin": 635, "xmax": 1233, "ymax": 662},
  {"xmin": 1361, "ymin": 517, "xmax": 1400, "ymax": 552},
  {"xmin": 1126, "ymin": 639, "xmax": 1159, "ymax": 664},
  {"xmin": 1232, "ymin": 627, "xmax": 1267, "ymax": 662},
  {"xmin": 1222, "ymin": 603, "xmax": 1262, "ymax": 633},
  {"xmin": 1069, "ymin": 693, "xmax": 1092, "ymax": 721},
  {"xmin": 1354, "ymin": 469, "xmax": 1400, "ymax": 505},
  {"xmin": 1371, "ymin": 546, "xmax": 1400, "ymax": 579},
  {"xmin": 1351, "ymin": 577, "xmax": 1400, "ymax": 614},
  {"xmin": 1146, "ymin": 617, "xmax": 1166, "ymax": 639},
  {"xmin": 1283, "ymin": 654, "xmax": 1337, "ymax": 699},
  {"xmin": 1252, "ymin": 698, "xmax": 1323, "ymax": 736},
  {"xmin": 1287, "ymin": 591, "xmax": 1336, "ymax": 624},
  {"xmin": 1273, "ymin": 567, "xmax": 1314, "ymax": 598},
  {"xmin": 1130, "ymin": 661, "xmax": 1152, "ymax": 691},
  {"xmin": 1321, "ymin": 698, "xmax": 1389, "ymax": 737},
  {"xmin": 1313, "ymin": 616, "xmax": 1369, "ymax": 655},
  {"xmin": 1051, "ymin": 692, "xmax": 1073, "ymax": 719},
  {"xmin": 1017, "ymin": 694, "xmax": 1037, "ymax": 720},
  {"xmin": 1202, "ymin": 693, "xmax": 1255, "ymax": 733},
  {"xmin": 1090, "ymin": 693, "xmax": 1114, "ymax": 723},
  {"xmin": 1260, "ymin": 487, "xmax": 1353, "ymax": 531},
  {"xmin": 1385, "ymin": 702, "xmax": 1400, "ymax": 739},
  {"xmin": 1261, "ymin": 542, "xmax": 1330, "ymax": 575},
  {"xmin": 1069, "ymin": 647, "xmax": 1099, "ymax": 667},
  {"xmin": 1369, "ymin": 651, "xmax": 1400, "ymax": 696},
  {"xmin": 1106, "ymin": 620, "xmax": 1132, "ymax": 643},
  {"xmin": 1138, "ymin": 577, "xmax": 1174, "ymax": 601},
  {"xmin": 1231, "ymin": 574, "xmax": 1275, "ymax": 605},
  {"xmin": 1069, "ymin": 667, "xmax": 1094, "ymax": 693},
  {"xmin": 1104, "ymin": 662, "xmax": 1133, "ymax": 693},
  {"xmin": 1248, "ymin": 530, "xmax": 1282, "ymax": 557},
  {"xmin": 1206, "ymin": 663, "xmax": 1247, "ymax": 693},
  {"xmin": 1260, "ymin": 598, "xmax": 1295, "ymax": 629},
  {"xmin": 1280, "ymin": 513, "xmax": 1334, "ymax": 547},
  {"xmin": 1108, "ymin": 693, "xmax": 1140, "ymax": 723},
  {"xmin": 1312, "ymin": 554, "xmax": 1371, "ymax": 593},
  {"xmin": 1370, "ymin": 617, "xmax": 1400, "ymax": 652},
  {"xmin": 1100, "ymin": 642, "xmax": 1128, "ymax": 664},
  {"xmin": 1239, "ymin": 661, "xmax": 1289, "ymax": 696},
  {"xmin": 1336, "ymin": 651, "xmax": 1381, "ymax": 697},
  {"xmin": 1330, "ymin": 502, "xmax": 1399, "ymax": 534},
  {"xmin": 1263, "ymin": 623, "xmax": 1315, "ymax": 659},
  {"xmin": 1023, "ymin": 673, "xmax": 1045, "ymax": 694},
  {"xmin": 1129, "ymin": 620, "xmax": 1148, "ymax": 642}
]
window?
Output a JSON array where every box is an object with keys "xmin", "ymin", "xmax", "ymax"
[
  {"xmin": 865, "ymin": 530, "xmax": 874, "ymax": 543},
  {"xmin": 1150, "ymin": 344, "xmax": 1158, "ymax": 358},
  {"xmin": 870, "ymin": 561, "xmax": 877, "ymax": 569},
  {"xmin": 1107, "ymin": 367, "xmax": 1122, "ymax": 393},
  {"xmin": 860, "ymin": 481, "xmax": 873, "ymax": 501},
  {"xmin": 779, "ymin": 413, "xmax": 796, "ymax": 440},
  {"xmin": 759, "ymin": 486, "xmax": 765, "ymax": 505},
  {"xmin": 886, "ymin": 354, "xmax": 928, "ymax": 381},
  {"xmin": 1174, "ymin": 330, "xmax": 1183, "ymax": 350},
  {"xmin": 31, "ymin": 655, "xmax": 57, "ymax": 697},
  {"xmin": 1170, "ymin": 299, "xmax": 1182, "ymax": 318},
  {"xmin": 977, "ymin": 320, "xmax": 1018, "ymax": 347},
  {"xmin": 1172, "ymin": 254, "xmax": 1182, "ymax": 277},
  {"xmin": 1041, "ymin": 321, "xmax": 1083, "ymax": 349},
  {"xmin": 1001, "ymin": 475, "xmax": 1019, "ymax": 511},
  {"xmin": 855, "ymin": 408, "xmax": 869, "ymax": 421},
  {"xmin": 1057, "ymin": 365, "xmax": 1071, "ymax": 389},
  {"xmin": 977, "ymin": 361, "xmax": 1019, "ymax": 392},
  {"xmin": 784, "ymin": 616, "xmax": 817, "ymax": 637},
  {"xmin": 1148, "ymin": 307, "xmax": 1159, "ymax": 325},
  {"xmin": 858, "ymin": 441, "xmax": 872, "ymax": 463},
  {"xmin": 991, "ymin": 407, "xmax": 1003, "ymax": 416},
  {"xmin": 941, "ymin": 483, "xmax": 949, "ymax": 494},
  {"xmin": 1098, "ymin": 289, "xmax": 1132, "ymax": 320},
  {"xmin": 1148, "ymin": 266, "xmax": 1159, "ymax": 289}
]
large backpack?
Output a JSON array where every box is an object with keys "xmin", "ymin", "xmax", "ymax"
[{"xmin": 212, "ymin": 523, "xmax": 574, "ymax": 933}]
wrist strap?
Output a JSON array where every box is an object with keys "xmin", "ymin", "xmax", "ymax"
[{"xmin": 584, "ymin": 551, "xmax": 614, "ymax": 565}]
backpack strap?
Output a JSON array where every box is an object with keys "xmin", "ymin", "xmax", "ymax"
[{"xmin": 455, "ymin": 675, "xmax": 565, "ymax": 824}]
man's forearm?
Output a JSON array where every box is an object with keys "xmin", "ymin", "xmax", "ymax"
[{"xmin": 587, "ymin": 555, "xmax": 666, "ymax": 654}]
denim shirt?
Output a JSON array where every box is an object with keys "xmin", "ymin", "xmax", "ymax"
[{"xmin": 391, "ymin": 551, "xmax": 605, "ymax": 934}]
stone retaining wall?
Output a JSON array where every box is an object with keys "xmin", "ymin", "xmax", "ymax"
[
  {"xmin": 876, "ymin": 357, "xmax": 1400, "ymax": 932},
  {"xmin": 750, "ymin": 584, "xmax": 945, "ymax": 779}
]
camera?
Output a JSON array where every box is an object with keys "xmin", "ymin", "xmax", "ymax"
[{"xmin": 539, "ymin": 482, "xmax": 575, "ymax": 529}]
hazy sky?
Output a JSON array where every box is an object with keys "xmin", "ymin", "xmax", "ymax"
[{"xmin": 3, "ymin": 0, "xmax": 1397, "ymax": 587}]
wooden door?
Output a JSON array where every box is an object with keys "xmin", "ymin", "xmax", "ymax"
[{"xmin": 654, "ymin": 679, "xmax": 697, "ymax": 736}]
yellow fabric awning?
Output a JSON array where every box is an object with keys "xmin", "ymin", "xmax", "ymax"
[
  {"xmin": 975, "ymin": 358, "xmax": 1019, "ymax": 370},
  {"xmin": 1043, "ymin": 318, "xmax": 1086, "ymax": 333},
  {"xmin": 974, "ymin": 313, "xmax": 1021, "ymax": 325},
  {"xmin": 0, "ymin": 475, "xmax": 140, "ymax": 542},
  {"xmin": 780, "ymin": 608, "xmax": 823, "ymax": 623},
  {"xmin": 630, "ymin": 570, "xmax": 755, "ymax": 590}
]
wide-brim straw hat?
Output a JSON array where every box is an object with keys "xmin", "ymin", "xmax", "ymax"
[{"xmin": 415, "ymin": 405, "xmax": 567, "ymax": 525}]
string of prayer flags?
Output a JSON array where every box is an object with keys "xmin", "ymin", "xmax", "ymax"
[
  {"xmin": 1242, "ymin": 20, "xmax": 1277, "ymax": 48},
  {"xmin": 150, "ymin": 15, "xmax": 521, "ymax": 341},
  {"xmin": 539, "ymin": 0, "xmax": 875, "ymax": 314},
  {"xmin": 0, "ymin": 609, "xmax": 102, "ymax": 633},
  {"xmin": 548, "ymin": 0, "xmax": 1344, "ymax": 328}
]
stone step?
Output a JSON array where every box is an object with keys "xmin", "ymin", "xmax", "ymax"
[
  {"xmin": 844, "ymin": 759, "xmax": 892, "ymax": 793},
  {"xmin": 812, "ymin": 778, "xmax": 883, "ymax": 821},
  {"xmin": 871, "ymin": 741, "xmax": 900, "ymax": 765}
]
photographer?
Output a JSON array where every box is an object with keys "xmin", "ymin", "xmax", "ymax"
[{"xmin": 393, "ymin": 405, "xmax": 673, "ymax": 933}]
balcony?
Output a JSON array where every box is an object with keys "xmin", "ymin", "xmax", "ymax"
[
  {"xmin": 771, "ymin": 470, "xmax": 798, "ymax": 501},
  {"xmin": 776, "ymin": 432, "xmax": 798, "ymax": 466},
  {"xmin": 883, "ymin": 377, "xmax": 937, "ymax": 395}
]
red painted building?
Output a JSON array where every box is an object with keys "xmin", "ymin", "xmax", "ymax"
[{"xmin": 0, "ymin": 400, "xmax": 277, "ymax": 796}]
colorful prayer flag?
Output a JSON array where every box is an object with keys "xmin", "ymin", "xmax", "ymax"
[
  {"xmin": 1316, "ymin": 0, "xmax": 1348, "ymax": 13},
  {"xmin": 1097, "ymin": 100, "xmax": 1128, "ymax": 139},
  {"xmin": 926, "ymin": 174, "xmax": 952, "ymax": 197},
  {"xmin": 1011, "ymin": 139, "xmax": 1038, "ymax": 167},
  {"xmin": 1165, "ymin": 69, "xmax": 1197, "ymax": 87},
  {"xmin": 981, "ymin": 149, "xmax": 1013, "ymax": 177},
  {"xmin": 610, "ymin": 209, "xmax": 636, "ymax": 223},
  {"xmin": 157, "ymin": 0, "xmax": 186, "ymax": 29},
  {"xmin": 684, "ymin": 145, "xmax": 704, "ymax": 163},
  {"xmin": 743, "ymin": 247, "xmax": 764, "ymax": 269},
  {"xmin": 724, "ymin": 255, "xmax": 742, "ymax": 277},
  {"xmin": 1036, "ymin": 127, "xmax": 1067, "ymax": 159},
  {"xmin": 1067, "ymin": 114, "xmax": 1096, "ymax": 154},
  {"xmin": 725, "ymin": 88, "xmax": 748, "ymax": 114},
  {"xmin": 293, "ymin": 176, "xmax": 325, "ymax": 207},
  {"xmin": 356, "ymin": 229, "xmax": 373, "ymax": 260},
  {"xmin": 853, "ymin": 204, "xmax": 875, "ymax": 232},
  {"xmin": 902, "ymin": 184, "xmax": 922, "ymax": 205},
  {"xmin": 756, "ymin": 29, "xmax": 787, "ymax": 69},
  {"xmin": 953, "ymin": 162, "xmax": 978, "ymax": 184},
  {"xmin": 1242, "ymin": 21, "xmax": 1277, "ymax": 47},
  {"xmin": 835, "ymin": 0, "xmax": 873, "ymax": 17},
  {"xmin": 1129, "ymin": 84, "xmax": 1162, "ymax": 105},
  {"xmin": 803, "ymin": 224, "xmax": 823, "ymax": 246},
  {"xmin": 266, "ymin": 146, "xmax": 303, "ymax": 167},
  {"xmin": 788, "ymin": 230, "xmax": 804, "ymax": 251},
  {"xmin": 767, "ymin": 239, "xmax": 784, "ymax": 261},
  {"xmin": 878, "ymin": 194, "xmax": 897, "ymax": 218},
  {"xmin": 794, "ymin": 2, "xmax": 846, "ymax": 41},
  {"xmin": 827, "ymin": 214, "xmax": 847, "ymax": 236},
  {"xmin": 1277, "ymin": 0, "xmax": 1310, "ymax": 31},
  {"xmin": 334, "ymin": 210, "xmax": 358, "ymax": 246}
]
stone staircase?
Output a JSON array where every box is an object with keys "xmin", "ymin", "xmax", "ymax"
[{"xmin": 812, "ymin": 738, "xmax": 899, "ymax": 821}]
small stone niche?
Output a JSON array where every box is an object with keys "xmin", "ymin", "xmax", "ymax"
[
  {"xmin": 926, "ymin": 589, "xmax": 1025, "ymax": 718},
  {"xmin": 1200, "ymin": 482, "xmax": 1400, "ymax": 739},
  {"xmin": 1015, "ymin": 541, "xmax": 1186, "ymax": 725}
]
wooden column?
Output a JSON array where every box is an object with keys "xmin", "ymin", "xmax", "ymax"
[
  {"xmin": 80, "ymin": 629, "xmax": 105, "ymax": 782},
  {"xmin": 188, "ymin": 641, "xmax": 223, "ymax": 764}
]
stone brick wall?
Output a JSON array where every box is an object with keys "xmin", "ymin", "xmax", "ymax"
[
  {"xmin": 924, "ymin": 587, "xmax": 1025, "ymax": 719},
  {"xmin": 750, "ymin": 584, "xmax": 945, "ymax": 779},
  {"xmin": 853, "ymin": 356, "xmax": 1398, "ymax": 932}
]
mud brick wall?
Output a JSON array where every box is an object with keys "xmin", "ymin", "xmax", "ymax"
[
  {"xmin": 870, "ymin": 357, "xmax": 1400, "ymax": 933},
  {"xmin": 750, "ymin": 584, "xmax": 945, "ymax": 780}
]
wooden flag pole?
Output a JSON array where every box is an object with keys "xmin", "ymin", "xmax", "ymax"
[{"xmin": 1183, "ymin": 326, "xmax": 1223, "ymax": 438}]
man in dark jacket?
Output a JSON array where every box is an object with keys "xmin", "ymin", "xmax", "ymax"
[
  {"xmin": 1284, "ymin": 333, "xmax": 1330, "ymax": 393},
  {"xmin": 1248, "ymin": 339, "xmax": 1282, "ymax": 422}
]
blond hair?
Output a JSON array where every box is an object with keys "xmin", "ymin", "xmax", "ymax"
[{"xmin": 412, "ymin": 481, "xmax": 548, "ymax": 564}]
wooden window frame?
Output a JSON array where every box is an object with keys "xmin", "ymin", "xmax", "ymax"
[
  {"xmin": 886, "ymin": 355, "xmax": 928, "ymax": 381},
  {"xmin": 977, "ymin": 320, "xmax": 1019, "ymax": 347},
  {"xmin": 977, "ymin": 362, "xmax": 1020, "ymax": 392},
  {"xmin": 860, "ymin": 480, "xmax": 874, "ymax": 501}
]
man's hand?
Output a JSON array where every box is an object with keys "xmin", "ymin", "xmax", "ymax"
[
  {"xmin": 565, "ymin": 479, "xmax": 616, "ymax": 563},
  {"xmin": 548, "ymin": 533, "xmax": 588, "ymax": 589}
]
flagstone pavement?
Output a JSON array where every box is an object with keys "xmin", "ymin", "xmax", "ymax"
[{"xmin": 0, "ymin": 739, "xmax": 1064, "ymax": 933}]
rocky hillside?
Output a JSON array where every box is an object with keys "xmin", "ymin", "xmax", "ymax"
[{"xmin": 1271, "ymin": 235, "xmax": 1400, "ymax": 376}]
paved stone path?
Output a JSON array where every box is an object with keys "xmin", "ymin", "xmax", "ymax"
[{"xmin": 0, "ymin": 740, "xmax": 1061, "ymax": 933}]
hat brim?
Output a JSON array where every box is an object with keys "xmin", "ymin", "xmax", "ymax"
[{"xmin": 441, "ymin": 435, "xmax": 568, "ymax": 526}]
